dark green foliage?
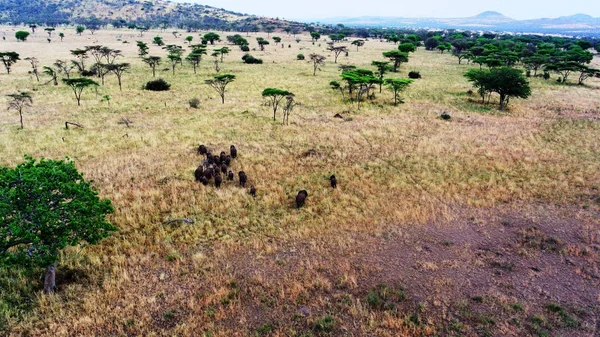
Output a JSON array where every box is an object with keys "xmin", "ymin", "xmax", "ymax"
[
  {"xmin": 310, "ymin": 31, "xmax": 321, "ymax": 42},
  {"xmin": 441, "ymin": 112, "xmax": 451, "ymax": 120},
  {"xmin": 382, "ymin": 50, "xmax": 409, "ymax": 72},
  {"xmin": 76, "ymin": 25, "xmax": 85, "ymax": 35},
  {"xmin": 384, "ymin": 78, "xmax": 413, "ymax": 105},
  {"xmin": 398, "ymin": 42, "xmax": 416, "ymax": 53},
  {"xmin": 262, "ymin": 88, "xmax": 293, "ymax": 121},
  {"xmin": 203, "ymin": 32, "xmax": 220, "ymax": 45},
  {"xmin": 408, "ymin": 71, "xmax": 421, "ymax": 79},
  {"xmin": 226, "ymin": 34, "xmax": 248, "ymax": 47},
  {"xmin": 256, "ymin": 37, "xmax": 270, "ymax": 51},
  {"xmin": 297, "ymin": 53, "xmax": 305, "ymax": 60},
  {"xmin": 144, "ymin": 78, "xmax": 171, "ymax": 91},
  {"xmin": 242, "ymin": 54, "xmax": 263, "ymax": 64},
  {"xmin": 0, "ymin": 52, "xmax": 20, "ymax": 74},
  {"xmin": 205, "ymin": 74, "xmax": 235, "ymax": 104},
  {"xmin": 464, "ymin": 67, "xmax": 531, "ymax": 110},
  {"xmin": 314, "ymin": 314, "xmax": 335, "ymax": 333},
  {"xmin": 61, "ymin": 78, "xmax": 99, "ymax": 106},
  {"xmin": 0, "ymin": 156, "xmax": 115, "ymax": 269},
  {"xmin": 152, "ymin": 36, "xmax": 164, "ymax": 46},
  {"xmin": 136, "ymin": 41, "xmax": 149, "ymax": 57},
  {"xmin": 14, "ymin": 31, "xmax": 29, "ymax": 42},
  {"xmin": 240, "ymin": 45, "xmax": 250, "ymax": 52}
]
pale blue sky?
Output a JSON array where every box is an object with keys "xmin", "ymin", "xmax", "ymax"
[{"xmin": 173, "ymin": 0, "xmax": 599, "ymax": 21}]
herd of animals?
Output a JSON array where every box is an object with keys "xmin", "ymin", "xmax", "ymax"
[{"xmin": 194, "ymin": 144, "xmax": 337, "ymax": 208}]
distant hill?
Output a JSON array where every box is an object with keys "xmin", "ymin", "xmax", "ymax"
[
  {"xmin": 0, "ymin": 0, "xmax": 306, "ymax": 32},
  {"xmin": 317, "ymin": 11, "xmax": 600, "ymax": 36}
]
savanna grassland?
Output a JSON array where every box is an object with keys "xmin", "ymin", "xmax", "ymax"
[{"xmin": 1, "ymin": 26, "xmax": 600, "ymax": 336}]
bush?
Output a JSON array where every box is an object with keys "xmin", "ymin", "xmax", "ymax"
[
  {"xmin": 189, "ymin": 98, "xmax": 200, "ymax": 108},
  {"xmin": 240, "ymin": 45, "xmax": 249, "ymax": 52},
  {"xmin": 408, "ymin": 71, "xmax": 421, "ymax": 79},
  {"xmin": 297, "ymin": 53, "xmax": 305, "ymax": 60},
  {"xmin": 440, "ymin": 112, "xmax": 451, "ymax": 120},
  {"xmin": 144, "ymin": 78, "xmax": 171, "ymax": 91},
  {"xmin": 242, "ymin": 54, "xmax": 263, "ymax": 64}
]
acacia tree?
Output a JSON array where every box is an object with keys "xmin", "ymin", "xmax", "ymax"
[
  {"xmin": 384, "ymin": 78, "xmax": 412, "ymax": 105},
  {"xmin": 59, "ymin": 32, "xmax": 65, "ymax": 42},
  {"xmin": 257, "ymin": 37, "xmax": 270, "ymax": 51},
  {"xmin": 54, "ymin": 59, "xmax": 74, "ymax": 79},
  {"xmin": 372, "ymin": 61, "xmax": 393, "ymax": 93},
  {"xmin": 213, "ymin": 47, "xmax": 229, "ymax": 62},
  {"xmin": 203, "ymin": 32, "xmax": 220, "ymax": 45},
  {"xmin": 142, "ymin": 56, "xmax": 161, "ymax": 77},
  {"xmin": 42, "ymin": 66, "xmax": 59, "ymax": 85},
  {"xmin": 205, "ymin": 74, "xmax": 236, "ymax": 104},
  {"xmin": 308, "ymin": 53, "xmax": 326, "ymax": 76},
  {"xmin": 282, "ymin": 94, "xmax": 297, "ymax": 125},
  {"xmin": 6, "ymin": 92, "xmax": 32, "ymax": 129},
  {"xmin": 398, "ymin": 42, "xmax": 416, "ymax": 53},
  {"xmin": 136, "ymin": 41, "xmax": 149, "ymax": 58},
  {"xmin": 186, "ymin": 45, "xmax": 207, "ymax": 74},
  {"xmin": 76, "ymin": 25, "xmax": 85, "ymax": 35},
  {"xmin": 310, "ymin": 32, "xmax": 321, "ymax": 43},
  {"xmin": 273, "ymin": 36, "xmax": 281, "ymax": 46},
  {"xmin": 382, "ymin": 50, "xmax": 409, "ymax": 72},
  {"xmin": 262, "ymin": 88, "xmax": 293, "ymax": 121},
  {"xmin": 351, "ymin": 39, "xmax": 365, "ymax": 51},
  {"xmin": 465, "ymin": 67, "xmax": 531, "ymax": 110},
  {"xmin": 0, "ymin": 52, "xmax": 20, "ymax": 74},
  {"xmin": 45, "ymin": 27, "xmax": 55, "ymax": 38},
  {"xmin": 0, "ymin": 156, "xmax": 115, "ymax": 293},
  {"xmin": 70, "ymin": 48, "xmax": 88, "ymax": 72},
  {"xmin": 327, "ymin": 44, "xmax": 348, "ymax": 63},
  {"xmin": 25, "ymin": 57, "xmax": 40, "ymax": 82},
  {"xmin": 62, "ymin": 78, "xmax": 99, "ymax": 106},
  {"xmin": 163, "ymin": 45, "xmax": 184, "ymax": 75},
  {"xmin": 105, "ymin": 63, "xmax": 130, "ymax": 91}
]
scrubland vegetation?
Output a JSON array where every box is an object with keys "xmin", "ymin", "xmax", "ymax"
[{"xmin": 1, "ymin": 26, "xmax": 600, "ymax": 336}]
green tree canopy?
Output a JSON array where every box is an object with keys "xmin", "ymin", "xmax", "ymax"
[
  {"xmin": 203, "ymin": 32, "xmax": 220, "ymax": 45},
  {"xmin": 384, "ymin": 78, "xmax": 413, "ymax": 105},
  {"xmin": 61, "ymin": 78, "xmax": 99, "ymax": 106},
  {"xmin": 205, "ymin": 74, "xmax": 236, "ymax": 104},
  {"xmin": 15, "ymin": 31, "xmax": 30, "ymax": 42},
  {"xmin": 0, "ymin": 156, "xmax": 115, "ymax": 292},
  {"xmin": 465, "ymin": 67, "xmax": 531, "ymax": 110},
  {"xmin": 398, "ymin": 42, "xmax": 416, "ymax": 53},
  {"xmin": 0, "ymin": 52, "xmax": 20, "ymax": 74},
  {"xmin": 382, "ymin": 50, "xmax": 409, "ymax": 72},
  {"xmin": 262, "ymin": 88, "xmax": 293, "ymax": 121}
]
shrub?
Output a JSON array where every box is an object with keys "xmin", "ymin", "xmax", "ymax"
[
  {"xmin": 297, "ymin": 53, "xmax": 305, "ymax": 60},
  {"xmin": 240, "ymin": 45, "xmax": 249, "ymax": 52},
  {"xmin": 144, "ymin": 78, "xmax": 171, "ymax": 91},
  {"xmin": 441, "ymin": 112, "xmax": 451, "ymax": 120},
  {"xmin": 242, "ymin": 54, "xmax": 263, "ymax": 64},
  {"xmin": 189, "ymin": 98, "xmax": 200, "ymax": 108},
  {"xmin": 408, "ymin": 71, "xmax": 421, "ymax": 79}
]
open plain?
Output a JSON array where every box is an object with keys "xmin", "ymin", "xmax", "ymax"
[{"xmin": 1, "ymin": 26, "xmax": 600, "ymax": 336}]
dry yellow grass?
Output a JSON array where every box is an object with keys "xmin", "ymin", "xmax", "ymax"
[{"xmin": 1, "ymin": 25, "xmax": 600, "ymax": 335}]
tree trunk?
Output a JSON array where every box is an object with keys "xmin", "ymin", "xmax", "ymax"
[
  {"xmin": 499, "ymin": 93, "xmax": 505, "ymax": 110},
  {"xmin": 19, "ymin": 111, "xmax": 23, "ymax": 129},
  {"xmin": 44, "ymin": 262, "xmax": 57, "ymax": 293}
]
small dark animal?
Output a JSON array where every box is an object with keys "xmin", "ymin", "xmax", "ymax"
[
  {"xmin": 250, "ymin": 185, "xmax": 256, "ymax": 197},
  {"xmin": 224, "ymin": 155, "xmax": 231, "ymax": 166},
  {"xmin": 214, "ymin": 173, "xmax": 222, "ymax": 188},
  {"xmin": 194, "ymin": 166, "xmax": 204, "ymax": 181},
  {"xmin": 238, "ymin": 171, "xmax": 247, "ymax": 187},
  {"xmin": 220, "ymin": 151, "xmax": 226, "ymax": 163},
  {"xmin": 197, "ymin": 144, "xmax": 208, "ymax": 155},
  {"xmin": 227, "ymin": 170, "xmax": 234, "ymax": 181},
  {"xmin": 230, "ymin": 145, "xmax": 237, "ymax": 158},
  {"xmin": 204, "ymin": 165, "xmax": 214, "ymax": 179},
  {"xmin": 221, "ymin": 163, "xmax": 228, "ymax": 174},
  {"xmin": 330, "ymin": 175, "xmax": 337, "ymax": 188},
  {"xmin": 214, "ymin": 155, "xmax": 222, "ymax": 166},
  {"xmin": 200, "ymin": 176, "xmax": 209, "ymax": 186},
  {"xmin": 206, "ymin": 152, "xmax": 215, "ymax": 165},
  {"xmin": 296, "ymin": 190, "xmax": 308, "ymax": 208}
]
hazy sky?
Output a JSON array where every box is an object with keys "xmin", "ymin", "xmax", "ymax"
[{"xmin": 174, "ymin": 0, "xmax": 599, "ymax": 21}]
